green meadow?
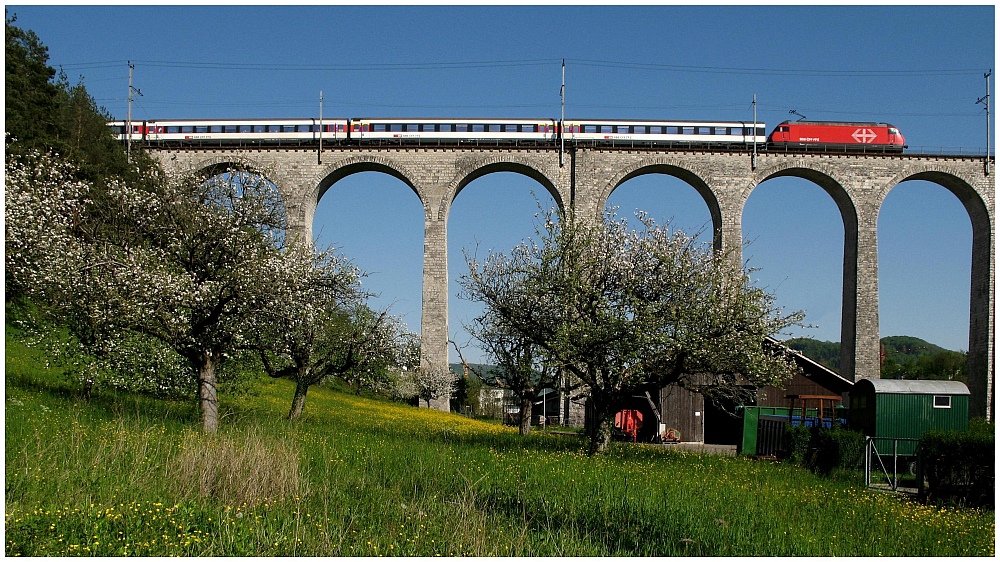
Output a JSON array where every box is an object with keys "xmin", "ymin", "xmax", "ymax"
[{"xmin": 5, "ymin": 329, "xmax": 994, "ymax": 557}]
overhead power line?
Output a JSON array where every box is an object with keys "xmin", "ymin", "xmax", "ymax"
[
  {"xmin": 569, "ymin": 59, "xmax": 984, "ymax": 77},
  {"xmin": 58, "ymin": 58, "xmax": 983, "ymax": 77}
]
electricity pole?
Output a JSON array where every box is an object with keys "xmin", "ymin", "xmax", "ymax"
[
  {"xmin": 752, "ymin": 94, "xmax": 758, "ymax": 170},
  {"xmin": 126, "ymin": 62, "xmax": 142, "ymax": 160},
  {"xmin": 319, "ymin": 90, "xmax": 324, "ymax": 165},
  {"xmin": 560, "ymin": 59, "xmax": 565, "ymax": 167},
  {"xmin": 976, "ymin": 70, "xmax": 991, "ymax": 175}
]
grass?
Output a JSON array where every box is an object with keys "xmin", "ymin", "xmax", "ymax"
[{"xmin": 5, "ymin": 328, "xmax": 995, "ymax": 556}]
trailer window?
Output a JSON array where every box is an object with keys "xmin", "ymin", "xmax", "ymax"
[{"xmin": 933, "ymin": 395, "xmax": 952, "ymax": 409}]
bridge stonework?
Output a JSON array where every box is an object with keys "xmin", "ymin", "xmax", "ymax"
[{"xmin": 151, "ymin": 146, "xmax": 995, "ymax": 419}]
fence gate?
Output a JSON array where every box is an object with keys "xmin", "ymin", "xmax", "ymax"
[{"xmin": 864, "ymin": 436, "xmax": 920, "ymax": 492}]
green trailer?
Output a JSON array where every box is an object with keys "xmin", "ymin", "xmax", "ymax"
[{"xmin": 850, "ymin": 379, "xmax": 969, "ymax": 456}]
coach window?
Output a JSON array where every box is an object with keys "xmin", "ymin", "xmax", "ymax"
[
  {"xmin": 405, "ymin": 124, "xmax": 419, "ymax": 132},
  {"xmin": 373, "ymin": 124, "xmax": 386, "ymax": 132},
  {"xmin": 419, "ymin": 124, "xmax": 434, "ymax": 132},
  {"xmin": 472, "ymin": 124, "xmax": 485, "ymax": 132},
  {"xmin": 196, "ymin": 126, "xmax": 209, "ymax": 133},
  {"xmin": 222, "ymin": 125, "xmax": 236, "ymax": 133},
  {"xmin": 166, "ymin": 126, "xmax": 180, "ymax": 134},
  {"xmin": 210, "ymin": 125, "xmax": 223, "ymax": 133},
  {"xmin": 599, "ymin": 125, "xmax": 612, "ymax": 134},
  {"xmin": 584, "ymin": 125, "xmax": 597, "ymax": 133},
  {"xmin": 456, "ymin": 124, "xmax": 468, "ymax": 132},
  {"xmin": 715, "ymin": 127, "xmax": 726, "ymax": 135},
  {"xmin": 488, "ymin": 124, "xmax": 500, "ymax": 132},
  {"xmin": 238, "ymin": 125, "xmax": 251, "ymax": 133},
  {"xmin": 389, "ymin": 124, "xmax": 402, "ymax": 132},
  {"xmin": 682, "ymin": 127, "xmax": 694, "ymax": 135},
  {"xmin": 634, "ymin": 126, "xmax": 647, "ymax": 134},
  {"xmin": 440, "ymin": 124, "xmax": 453, "ymax": 132}
]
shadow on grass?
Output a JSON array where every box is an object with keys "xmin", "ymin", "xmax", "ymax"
[{"xmin": 6, "ymin": 369, "xmax": 200, "ymax": 428}]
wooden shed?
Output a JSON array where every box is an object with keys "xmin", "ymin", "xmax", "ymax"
[{"xmin": 849, "ymin": 379, "xmax": 970, "ymax": 454}]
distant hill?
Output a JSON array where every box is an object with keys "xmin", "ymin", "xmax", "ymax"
[
  {"xmin": 785, "ymin": 338, "xmax": 841, "ymax": 371},
  {"xmin": 784, "ymin": 336, "xmax": 967, "ymax": 382}
]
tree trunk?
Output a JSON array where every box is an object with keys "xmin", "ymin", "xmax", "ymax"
[
  {"xmin": 197, "ymin": 351, "xmax": 220, "ymax": 433},
  {"xmin": 519, "ymin": 396, "xmax": 534, "ymax": 436},
  {"xmin": 288, "ymin": 376, "xmax": 310, "ymax": 420},
  {"xmin": 588, "ymin": 409, "xmax": 613, "ymax": 455}
]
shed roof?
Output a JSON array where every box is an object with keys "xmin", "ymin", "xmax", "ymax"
[
  {"xmin": 855, "ymin": 379, "xmax": 970, "ymax": 395},
  {"xmin": 765, "ymin": 337, "xmax": 854, "ymax": 393}
]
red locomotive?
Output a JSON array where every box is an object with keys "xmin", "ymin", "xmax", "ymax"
[{"xmin": 768, "ymin": 120, "xmax": 906, "ymax": 152}]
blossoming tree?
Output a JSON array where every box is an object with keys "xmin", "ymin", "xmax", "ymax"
[
  {"xmin": 461, "ymin": 206, "xmax": 803, "ymax": 454},
  {"xmin": 93, "ymin": 168, "xmax": 295, "ymax": 432},
  {"xmin": 257, "ymin": 241, "xmax": 419, "ymax": 419}
]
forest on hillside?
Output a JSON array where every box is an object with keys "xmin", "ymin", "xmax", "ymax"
[{"xmin": 785, "ymin": 336, "xmax": 968, "ymax": 383}]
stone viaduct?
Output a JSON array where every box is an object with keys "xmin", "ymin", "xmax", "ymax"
[{"xmin": 150, "ymin": 145, "xmax": 995, "ymax": 419}]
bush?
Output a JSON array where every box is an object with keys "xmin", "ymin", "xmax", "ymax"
[
  {"xmin": 919, "ymin": 423, "xmax": 994, "ymax": 508},
  {"xmin": 781, "ymin": 425, "xmax": 864, "ymax": 475}
]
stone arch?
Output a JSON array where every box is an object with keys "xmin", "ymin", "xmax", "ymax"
[
  {"xmin": 750, "ymin": 160, "xmax": 868, "ymax": 380},
  {"xmin": 600, "ymin": 158, "xmax": 723, "ymax": 249},
  {"xmin": 438, "ymin": 155, "xmax": 563, "ymax": 222},
  {"xmin": 309, "ymin": 154, "xmax": 429, "ymax": 215},
  {"xmin": 181, "ymin": 154, "xmax": 284, "ymax": 187},
  {"xmin": 876, "ymin": 165, "xmax": 992, "ymax": 228},
  {"xmin": 751, "ymin": 160, "xmax": 859, "ymax": 230},
  {"xmin": 875, "ymin": 165, "xmax": 994, "ymax": 418}
]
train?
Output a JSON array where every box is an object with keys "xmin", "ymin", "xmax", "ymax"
[{"xmin": 108, "ymin": 117, "xmax": 907, "ymax": 153}]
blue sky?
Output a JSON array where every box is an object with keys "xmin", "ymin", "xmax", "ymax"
[{"xmin": 9, "ymin": 5, "xmax": 994, "ymax": 363}]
